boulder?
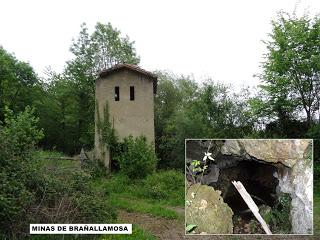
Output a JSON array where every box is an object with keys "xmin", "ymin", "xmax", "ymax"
[{"xmin": 186, "ymin": 183, "xmax": 233, "ymax": 234}]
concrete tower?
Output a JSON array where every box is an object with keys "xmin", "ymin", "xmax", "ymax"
[{"xmin": 94, "ymin": 64, "xmax": 157, "ymax": 169}]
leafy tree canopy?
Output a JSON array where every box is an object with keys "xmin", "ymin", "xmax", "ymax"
[
  {"xmin": 0, "ymin": 47, "xmax": 40, "ymax": 122},
  {"xmin": 256, "ymin": 12, "xmax": 320, "ymax": 126}
]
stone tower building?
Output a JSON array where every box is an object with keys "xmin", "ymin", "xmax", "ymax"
[{"xmin": 94, "ymin": 64, "xmax": 157, "ymax": 169}]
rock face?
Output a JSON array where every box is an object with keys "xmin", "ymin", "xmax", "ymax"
[
  {"xmin": 186, "ymin": 183, "xmax": 233, "ymax": 234},
  {"xmin": 220, "ymin": 139, "xmax": 313, "ymax": 234},
  {"xmin": 275, "ymin": 153, "xmax": 313, "ymax": 234},
  {"xmin": 221, "ymin": 139, "xmax": 310, "ymax": 167},
  {"xmin": 186, "ymin": 139, "xmax": 313, "ymax": 234}
]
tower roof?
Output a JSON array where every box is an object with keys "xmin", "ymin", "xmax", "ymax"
[
  {"xmin": 99, "ymin": 64, "xmax": 157, "ymax": 80},
  {"xmin": 98, "ymin": 64, "xmax": 157, "ymax": 94}
]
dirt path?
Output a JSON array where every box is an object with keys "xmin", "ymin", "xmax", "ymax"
[
  {"xmin": 118, "ymin": 209, "xmax": 185, "ymax": 239},
  {"xmin": 118, "ymin": 208, "xmax": 317, "ymax": 240}
]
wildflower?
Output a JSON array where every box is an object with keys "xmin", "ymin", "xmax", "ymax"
[
  {"xmin": 203, "ymin": 152, "xmax": 214, "ymax": 161},
  {"xmin": 191, "ymin": 192, "xmax": 196, "ymax": 199}
]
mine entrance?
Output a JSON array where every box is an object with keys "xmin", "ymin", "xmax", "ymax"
[{"xmin": 209, "ymin": 158, "xmax": 281, "ymax": 233}]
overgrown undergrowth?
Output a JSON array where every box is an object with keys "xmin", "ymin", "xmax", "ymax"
[{"xmin": 94, "ymin": 170, "xmax": 185, "ymax": 220}]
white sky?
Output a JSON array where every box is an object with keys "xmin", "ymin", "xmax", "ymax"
[{"xmin": 0, "ymin": 0, "xmax": 319, "ymax": 87}]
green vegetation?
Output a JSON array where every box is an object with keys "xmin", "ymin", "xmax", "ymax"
[
  {"xmin": 32, "ymin": 22, "xmax": 139, "ymax": 155},
  {"xmin": 0, "ymin": 48, "xmax": 40, "ymax": 123},
  {"xmin": 116, "ymin": 136, "xmax": 157, "ymax": 179},
  {"xmin": 96, "ymin": 101, "xmax": 118, "ymax": 153},
  {"xmin": 0, "ymin": 107, "xmax": 43, "ymax": 238},
  {"xmin": 100, "ymin": 170, "xmax": 184, "ymax": 219},
  {"xmin": 110, "ymin": 197, "xmax": 178, "ymax": 219},
  {"xmin": 0, "ymin": 9, "xmax": 319, "ymax": 239},
  {"xmin": 262, "ymin": 193, "xmax": 292, "ymax": 233},
  {"xmin": 254, "ymin": 13, "xmax": 320, "ymax": 128},
  {"xmin": 0, "ymin": 109, "xmax": 115, "ymax": 238}
]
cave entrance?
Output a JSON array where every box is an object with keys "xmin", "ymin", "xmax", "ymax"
[{"xmin": 208, "ymin": 157, "xmax": 281, "ymax": 233}]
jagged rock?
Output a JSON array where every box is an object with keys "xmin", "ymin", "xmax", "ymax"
[
  {"xmin": 201, "ymin": 165, "xmax": 220, "ymax": 184},
  {"xmin": 220, "ymin": 140, "xmax": 243, "ymax": 156},
  {"xmin": 221, "ymin": 139, "xmax": 313, "ymax": 234},
  {"xmin": 240, "ymin": 139, "xmax": 310, "ymax": 167},
  {"xmin": 275, "ymin": 152, "xmax": 313, "ymax": 234},
  {"xmin": 186, "ymin": 183, "xmax": 233, "ymax": 234},
  {"xmin": 187, "ymin": 139, "xmax": 313, "ymax": 234},
  {"xmin": 221, "ymin": 139, "xmax": 310, "ymax": 167}
]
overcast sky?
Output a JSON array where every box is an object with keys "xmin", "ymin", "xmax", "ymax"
[{"xmin": 1, "ymin": 0, "xmax": 319, "ymax": 87}]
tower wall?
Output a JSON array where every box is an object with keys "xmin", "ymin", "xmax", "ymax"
[{"xmin": 94, "ymin": 68, "xmax": 155, "ymax": 170}]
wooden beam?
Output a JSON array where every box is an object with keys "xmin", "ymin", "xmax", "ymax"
[{"xmin": 231, "ymin": 180, "xmax": 272, "ymax": 235}]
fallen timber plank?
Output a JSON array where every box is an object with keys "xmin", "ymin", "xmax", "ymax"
[{"xmin": 231, "ymin": 180, "xmax": 272, "ymax": 235}]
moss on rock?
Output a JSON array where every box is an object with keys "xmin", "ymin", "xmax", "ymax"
[{"xmin": 186, "ymin": 183, "xmax": 233, "ymax": 234}]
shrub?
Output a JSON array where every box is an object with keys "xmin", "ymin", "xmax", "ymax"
[
  {"xmin": 83, "ymin": 157, "xmax": 108, "ymax": 179},
  {"xmin": 1, "ymin": 106, "xmax": 44, "ymax": 155},
  {"xmin": 265, "ymin": 193, "xmax": 292, "ymax": 233},
  {"xmin": 29, "ymin": 154, "xmax": 117, "ymax": 227},
  {"xmin": 116, "ymin": 135, "xmax": 157, "ymax": 179},
  {"xmin": 0, "ymin": 107, "xmax": 43, "ymax": 237},
  {"xmin": 0, "ymin": 108, "xmax": 116, "ymax": 239},
  {"xmin": 104, "ymin": 174, "xmax": 131, "ymax": 193},
  {"xmin": 136, "ymin": 170, "xmax": 185, "ymax": 205}
]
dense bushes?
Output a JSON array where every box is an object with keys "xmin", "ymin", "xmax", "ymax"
[
  {"xmin": 0, "ymin": 107, "xmax": 43, "ymax": 238},
  {"xmin": 116, "ymin": 136, "xmax": 157, "ymax": 179},
  {"xmin": 0, "ymin": 108, "xmax": 115, "ymax": 239},
  {"xmin": 29, "ymin": 155, "xmax": 116, "ymax": 225}
]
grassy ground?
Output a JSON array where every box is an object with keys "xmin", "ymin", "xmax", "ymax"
[
  {"xmin": 32, "ymin": 150, "xmax": 320, "ymax": 239},
  {"xmin": 109, "ymin": 194, "xmax": 179, "ymax": 219},
  {"xmin": 32, "ymin": 150, "xmax": 185, "ymax": 239},
  {"xmin": 31, "ymin": 151, "xmax": 160, "ymax": 239},
  {"xmin": 33, "ymin": 150, "xmax": 80, "ymax": 169},
  {"xmin": 91, "ymin": 170, "xmax": 185, "ymax": 220}
]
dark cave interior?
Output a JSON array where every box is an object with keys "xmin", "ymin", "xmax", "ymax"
[
  {"xmin": 186, "ymin": 140, "xmax": 294, "ymax": 234},
  {"xmin": 208, "ymin": 157, "xmax": 282, "ymax": 219}
]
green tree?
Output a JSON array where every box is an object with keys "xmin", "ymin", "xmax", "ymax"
[
  {"xmin": 38, "ymin": 73, "xmax": 80, "ymax": 153},
  {"xmin": 91, "ymin": 22, "xmax": 140, "ymax": 70},
  {"xmin": 154, "ymin": 72, "xmax": 199, "ymax": 168},
  {"xmin": 259, "ymin": 12, "xmax": 320, "ymax": 127},
  {"xmin": 41, "ymin": 22, "xmax": 140, "ymax": 154},
  {"xmin": 0, "ymin": 47, "xmax": 40, "ymax": 122},
  {"xmin": 66, "ymin": 22, "xmax": 139, "ymax": 151},
  {"xmin": 155, "ymin": 75, "xmax": 254, "ymax": 169}
]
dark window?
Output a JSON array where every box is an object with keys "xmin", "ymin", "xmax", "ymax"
[
  {"xmin": 130, "ymin": 86, "xmax": 135, "ymax": 101},
  {"xmin": 115, "ymin": 86, "xmax": 119, "ymax": 101}
]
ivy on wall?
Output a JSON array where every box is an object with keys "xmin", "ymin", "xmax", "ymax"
[{"xmin": 96, "ymin": 100, "xmax": 118, "ymax": 158}]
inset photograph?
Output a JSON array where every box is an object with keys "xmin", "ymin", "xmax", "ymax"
[{"xmin": 185, "ymin": 139, "xmax": 313, "ymax": 235}]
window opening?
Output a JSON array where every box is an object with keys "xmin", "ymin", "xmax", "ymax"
[
  {"xmin": 130, "ymin": 86, "xmax": 135, "ymax": 101},
  {"xmin": 115, "ymin": 86, "xmax": 120, "ymax": 101}
]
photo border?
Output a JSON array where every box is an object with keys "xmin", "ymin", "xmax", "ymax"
[{"xmin": 184, "ymin": 138, "xmax": 314, "ymax": 236}]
